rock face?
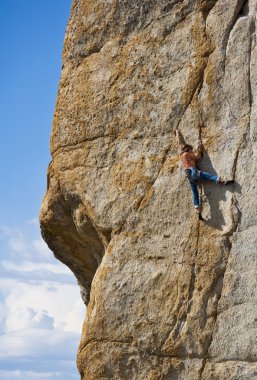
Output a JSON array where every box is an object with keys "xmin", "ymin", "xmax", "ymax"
[{"xmin": 40, "ymin": 0, "xmax": 257, "ymax": 378}]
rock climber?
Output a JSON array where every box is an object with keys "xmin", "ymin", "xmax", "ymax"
[{"xmin": 175, "ymin": 128, "xmax": 234, "ymax": 219}]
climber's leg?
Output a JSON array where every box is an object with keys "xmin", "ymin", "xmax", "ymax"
[
  {"xmin": 189, "ymin": 180, "xmax": 200, "ymax": 210},
  {"xmin": 188, "ymin": 179, "xmax": 203, "ymax": 220},
  {"xmin": 199, "ymin": 171, "xmax": 219, "ymax": 183},
  {"xmin": 200, "ymin": 171, "xmax": 235, "ymax": 185}
]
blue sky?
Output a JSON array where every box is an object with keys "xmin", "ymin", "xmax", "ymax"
[{"xmin": 0, "ymin": 1, "xmax": 85, "ymax": 380}]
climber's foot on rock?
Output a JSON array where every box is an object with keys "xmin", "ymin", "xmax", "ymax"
[
  {"xmin": 195, "ymin": 208, "xmax": 204, "ymax": 221},
  {"xmin": 224, "ymin": 179, "xmax": 235, "ymax": 185},
  {"xmin": 198, "ymin": 212, "xmax": 204, "ymax": 221},
  {"xmin": 218, "ymin": 178, "xmax": 235, "ymax": 185}
]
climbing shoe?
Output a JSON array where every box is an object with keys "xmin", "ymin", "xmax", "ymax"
[
  {"xmin": 198, "ymin": 212, "xmax": 204, "ymax": 221},
  {"xmin": 224, "ymin": 179, "xmax": 235, "ymax": 185},
  {"xmin": 218, "ymin": 178, "xmax": 235, "ymax": 185},
  {"xmin": 195, "ymin": 208, "xmax": 203, "ymax": 221}
]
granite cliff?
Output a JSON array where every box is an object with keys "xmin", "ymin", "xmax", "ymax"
[{"xmin": 40, "ymin": 0, "xmax": 257, "ymax": 378}]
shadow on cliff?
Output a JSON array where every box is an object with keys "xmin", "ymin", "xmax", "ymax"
[{"xmin": 199, "ymin": 152, "xmax": 242, "ymax": 230}]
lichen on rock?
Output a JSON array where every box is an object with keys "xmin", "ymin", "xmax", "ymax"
[{"xmin": 40, "ymin": 0, "xmax": 257, "ymax": 378}]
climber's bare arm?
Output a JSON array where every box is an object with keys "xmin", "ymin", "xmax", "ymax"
[
  {"xmin": 175, "ymin": 128, "xmax": 186, "ymax": 149},
  {"xmin": 195, "ymin": 142, "xmax": 204, "ymax": 160}
]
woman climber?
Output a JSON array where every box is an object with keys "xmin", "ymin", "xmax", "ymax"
[{"xmin": 175, "ymin": 128, "xmax": 234, "ymax": 220}]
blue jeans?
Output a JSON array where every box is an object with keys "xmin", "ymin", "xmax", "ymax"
[{"xmin": 187, "ymin": 167, "xmax": 219, "ymax": 208}]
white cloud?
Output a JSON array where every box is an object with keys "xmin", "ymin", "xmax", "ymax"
[
  {"xmin": 26, "ymin": 217, "xmax": 40, "ymax": 226},
  {"xmin": 0, "ymin": 224, "xmax": 73, "ymax": 281},
  {"xmin": 2, "ymin": 260, "xmax": 71, "ymax": 275},
  {"xmin": 63, "ymin": 300, "xmax": 86, "ymax": 333},
  {"xmin": 31, "ymin": 238, "xmax": 53, "ymax": 259},
  {"xmin": 9, "ymin": 233, "xmax": 27, "ymax": 254},
  {"xmin": 0, "ymin": 221, "xmax": 86, "ymax": 379},
  {"xmin": 0, "ymin": 369, "xmax": 78, "ymax": 380},
  {"xmin": 0, "ymin": 225, "xmax": 52, "ymax": 262},
  {"xmin": 0, "ymin": 370, "xmax": 60, "ymax": 380},
  {"xmin": 5, "ymin": 307, "xmax": 54, "ymax": 332},
  {"xmin": 1, "ymin": 279, "xmax": 85, "ymax": 334},
  {"xmin": 0, "ymin": 328, "xmax": 80, "ymax": 359},
  {"xmin": 0, "ymin": 226, "xmax": 46, "ymax": 261}
]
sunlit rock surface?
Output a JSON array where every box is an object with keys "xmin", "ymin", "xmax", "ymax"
[{"xmin": 40, "ymin": 0, "xmax": 257, "ymax": 378}]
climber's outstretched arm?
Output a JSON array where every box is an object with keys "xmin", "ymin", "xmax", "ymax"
[
  {"xmin": 195, "ymin": 141, "xmax": 204, "ymax": 160},
  {"xmin": 175, "ymin": 128, "xmax": 186, "ymax": 149}
]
